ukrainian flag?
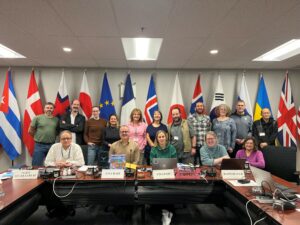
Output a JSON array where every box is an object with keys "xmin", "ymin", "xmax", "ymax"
[{"xmin": 253, "ymin": 74, "xmax": 272, "ymax": 121}]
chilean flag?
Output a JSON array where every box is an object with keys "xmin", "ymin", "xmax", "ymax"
[
  {"xmin": 79, "ymin": 71, "xmax": 92, "ymax": 119},
  {"xmin": 53, "ymin": 71, "xmax": 70, "ymax": 117},
  {"xmin": 189, "ymin": 74, "xmax": 203, "ymax": 114},
  {"xmin": 23, "ymin": 70, "xmax": 43, "ymax": 156},
  {"xmin": 167, "ymin": 74, "xmax": 187, "ymax": 124},
  {"xmin": 144, "ymin": 75, "xmax": 158, "ymax": 125}
]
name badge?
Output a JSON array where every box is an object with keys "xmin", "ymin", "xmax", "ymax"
[
  {"xmin": 221, "ymin": 170, "xmax": 245, "ymax": 180},
  {"xmin": 13, "ymin": 170, "xmax": 39, "ymax": 179},
  {"xmin": 153, "ymin": 169, "xmax": 175, "ymax": 180},
  {"xmin": 173, "ymin": 136, "xmax": 179, "ymax": 141},
  {"xmin": 101, "ymin": 169, "xmax": 124, "ymax": 179},
  {"xmin": 259, "ymin": 132, "xmax": 265, "ymax": 136}
]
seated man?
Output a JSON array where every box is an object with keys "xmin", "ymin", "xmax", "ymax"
[
  {"xmin": 44, "ymin": 130, "xmax": 85, "ymax": 167},
  {"xmin": 109, "ymin": 125, "xmax": 140, "ymax": 164},
  {"xmin": 200, "ymin": 131, "xmax": 229, "ymax": 166}
]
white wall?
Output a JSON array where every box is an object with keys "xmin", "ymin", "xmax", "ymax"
[{"xmin": 0, "ymin": 67, "xmax": 299, "ymax": 171}]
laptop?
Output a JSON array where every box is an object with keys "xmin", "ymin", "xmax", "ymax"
[
  {"xmin": 220, "ymin": 159, "xmax": 246, "ymax": 170},
  {"xmin": 152, "ymin": 158, "xmax": 178, "ymax": 170}
]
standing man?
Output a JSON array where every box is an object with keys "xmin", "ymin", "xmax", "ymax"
[
  {"xmin": 29, "ymin": 102, "xmax": 59, "ymax": 166},
  {"xmin": 188, "ymin": 102, "xmax": 211, "ymax": 165},
  {"xmin": 230, "ymin": 100, "xmax": 253, "ymax": 157},
  {"xmin": 59, "ymin": 99, "xmax": 85, "ymax": 145},
  {"xmin": 253, "ymin": 108, "xmax": 278, "ymax": 149},
  {"xmin": 109, "ymin": 125, "xmax": 140, "ymax": 164},
  {"xmin": 169, "ymin": 108, "xmax": 196, "ymax": 164}
]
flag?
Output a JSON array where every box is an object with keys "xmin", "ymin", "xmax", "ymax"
[
  {"xmin": 210, "ymin": 76, "xmax": 226, "ymax": 120},
  {"xmin": 99, "ymin": 72, "xmax": 116, "ymax": 120},
  {"xmin": 144, "ymin": 75, "xmax": 158, "ymax": 125},
  {"xmin": 79, "ymin": 71, "xmax": 92, "ymax": 119},
  {"xmin": 0, "ymin": 70, "xmax": 22, "ymax": 160},
  {"xmin": 297, "ymin": 106, "xmax": 300, "ymax": 141},
  {"xmin": 277, "ymin": 72, "xmax": 297, "ymax": 147},
  {"xmin": 167, "ymin": 74, "xmax": 187, "ymax": 124},
  {"xmin": 238, "ymin": 74, "xmax": 253, "ymax": 117},
  {"xmin": 22, "ymin": 70, "xmax": 43, "ymax": 156},
  {"xmin": 253, "ymin": 74, "xmax": 272, "ymax": 121},
  {"xmin": 120, "ymin": 74, "xmax": 136, "ymax": 125},
  {"xmin": 189, "ymin": 74, "xmax": 203, "ymax": 114},
  {"xmin": 53, "ymin": 71, "xmax": 70, "ymax": 117}
]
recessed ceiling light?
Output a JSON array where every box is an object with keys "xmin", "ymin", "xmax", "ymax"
[
  {"xmin": 121, "ymin": 38, "xmax": 163, "ymax": 60},
  {"xmin": 63, "ymin": 47, "xmax": 72, "ymax": 52},
  {"xmin": 0, "ymin": 43, "xmax": 26, "ymax": 58},
  {"xmin": 210, "ymin": 49, "xmax": 219, "ymax": 55},
  {"xmin": 253, "ymin": 39, "xmax": 300, "ymax": 61}
]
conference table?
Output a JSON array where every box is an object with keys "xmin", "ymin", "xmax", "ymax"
[{"xmin": 0, "ymin": 168, "xmax": 299, "ymax": 225}]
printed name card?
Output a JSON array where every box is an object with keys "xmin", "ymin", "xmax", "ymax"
[
  {"xmin": 101, "ymin": 169, "xmax": 124, "ymax": 179},
  {"xmin": 153, "ymin": 169, "xmax": 175, "ymax": 180},
  {"xmin": 221, "ymin": 170, "xmax": 245, "ymax": 180},
  {"xmin": 13, "ymin": 170, "xmax": 39, "ymax": 179}
]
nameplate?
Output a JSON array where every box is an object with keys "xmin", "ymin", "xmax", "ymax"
[
  {"xmin": 153, "ymin": 169, "xmax": 175, "ymax": 180},
  {"xmin": 221, "ymin": 170, "xmax": 245, "ymax": 180},
  {"xmin": 125, "ymin": 163, "xmax": 137, "ymax": 170},
  {"xmin": 13, "ymin": 170, "xmax": 39, "ymax": 179},
  {"xmin": 101, "ymin": 169, "xmax": 124, "ymax": 179}
]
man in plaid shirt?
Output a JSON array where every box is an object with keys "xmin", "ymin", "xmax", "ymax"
[{"xmin": 188, "ymin": 102, "xmax": 211, "ymax": 165}]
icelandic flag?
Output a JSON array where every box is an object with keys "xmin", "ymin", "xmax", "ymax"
[
  {"xmin": 144, "ymin": 75, "xmax": 158, "ymax": 125},
  {"xmin": 79, "ymin": 71, "xmax": 92, "ymax": 119},
  {"xmin": 210, "ymin": 76, "xmax": 226, "ymax": 120},
  {"xmin": 189, "ymin": 74, "xmax": 203, "ymax": 114},
  {"xmin": 167, "ymin": 74, "xmax": 187, "ymax": 124},
  {"xmin": 238, "ymin": 74, "xmax": 253, "ymax": 117},
  {"xmin": 0, "ymin": 70, "xmax": 22, "ymax": 160},
  {"xmin": 99, "ymin": 72, "xmax": 116, "ymax": 121},
  {"xmin": 53, "ymin": 71, "xmax": 70, "ymax": 117},
  {"xmin": 277, "ymin": 72, "xmax": 297, "ymax": 147},
  {"xmin": 253, "ymin": 74, "xmax": 272, "ymax": 121},
  {"xmin": 23, "ymin": 70, "xmax": 43, "ymax": 156},
  {"xmin": 120, "ymin": 74, "xmax": 136, "ymax": 125}
]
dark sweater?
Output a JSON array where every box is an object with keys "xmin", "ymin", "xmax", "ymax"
[{"xmin": 103, "ymin": 126, "xmax": 120, "ymax": 149}]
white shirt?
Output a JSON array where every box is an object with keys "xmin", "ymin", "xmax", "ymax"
[
  {"xmin": 44, "ymin": 143, "xmax": 85, "ymax": 167},
  {"xmin": 70, "ymin": 114, "xmax": 76, "ymax": 143}
]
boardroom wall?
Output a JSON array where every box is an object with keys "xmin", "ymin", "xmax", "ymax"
[{"xmin": 0, "ymin": 67, "xmax": 299, "ymax": 171}]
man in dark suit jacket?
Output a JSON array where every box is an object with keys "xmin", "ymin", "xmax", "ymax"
[{"xmin": 59, "ymin": 99, "xmax": 86, "ymax": 145}]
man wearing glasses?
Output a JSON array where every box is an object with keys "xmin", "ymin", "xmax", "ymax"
[
  {"xmin": 44, "ymin": 130, "xmax": 85, "ymax": 167},
  {"xmin": 200, "ymin": 131, "xmax": 229, "ymax": 166}
]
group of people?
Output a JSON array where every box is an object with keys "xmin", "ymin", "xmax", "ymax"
[{"xmin": 29, "ymin": 99, "xmax": 276, "ymax": 169}]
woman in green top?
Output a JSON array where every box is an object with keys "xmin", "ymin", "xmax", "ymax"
[{"xmin": 150, "ymin": 130, "xmax": 177, "ymax": 164}]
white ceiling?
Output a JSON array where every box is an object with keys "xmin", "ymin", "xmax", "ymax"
[{"xmin": 0, "ymin": 0, "xmax": 300, "ymax": 69}]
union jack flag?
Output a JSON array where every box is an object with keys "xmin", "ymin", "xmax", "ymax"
[
  {"xmin": 277, "ymin": 72, "xmax": 297, "ymax": 147},
  {"xmin": 144, "ymin": 75, "xmax": 158, "ymax": 125}
]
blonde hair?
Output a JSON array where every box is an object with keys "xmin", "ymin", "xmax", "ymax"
[
  {"xmin": 154, "ymin": 130, "xmax": 169, "ymax": 147},
  {"xmin": 130, "ymin": 108, "xmax": 143, "ymax": 122},
  {"xmin": 215, "ymin": 104, "xmax": 231, "ymax": 117}
]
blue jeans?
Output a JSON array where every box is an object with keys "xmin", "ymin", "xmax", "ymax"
[{"xmin": 32, "ymin": 143, "xmax": 53, "ymax": 166}]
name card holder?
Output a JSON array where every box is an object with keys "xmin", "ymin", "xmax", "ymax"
[
  {"xmin": 153, "ymin": 169, "xmax": 175, "ymax": 180},
  {"xmin": 101, "ymin": 169, "xmax": 124, "ymax": 179},
  {"xmin": 221, "ymin": 170, "xmax": 245, "ymax": 180},
  {"xmin": 13, "ymin": 170, "xmax": 39, "ymax": 179}
]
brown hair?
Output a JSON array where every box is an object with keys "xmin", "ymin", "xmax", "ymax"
[
  {"xmin": 154, "ymin": 130, "xmax": 169, "ymax": 147},
  {"xmin": 215, "ymin": 104, "xmax": 231, "ymax": 117},
  {"xmin": 130, "ymin": 108, "xmax": 143, "ymax": 122},
  {"xmin": 243, "ymin": 137, "xmax": 258, "ymax": 152}
]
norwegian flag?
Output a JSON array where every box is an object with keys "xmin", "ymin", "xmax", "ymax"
[
  {"xmin": 189, "ymin": 74, "xmax": 203, "ymax": 115},
  {"xmin": 79, "ymin": 71, "xmax": 92, "ymax": 119},
  {"xmin": 277, "ymin": 72, "xmax": 297, "ymax": 147},
  {"xmin": 22, "ymin": 70, "xmax": 43, "ymax": 156},
  {"xmin": 53, "ymin": 71, "xmax": 70, "ymax": 117},
  {"xmin": 144, "ymin": 75, "xmax": 158, "ymax": 125},
  {"xmin": 297, "ymin": 106, "xmax": 300, "ymax": 141}
]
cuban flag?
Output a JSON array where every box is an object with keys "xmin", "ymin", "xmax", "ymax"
[
  {"xmin": 277, "ymin": 72, "xmax": 297, "ymax": 147},
  {"xmin": 210, "ymin": 76, "xmax": 226, "ymax": 120},
  {"xmin": 79, "ymin": 71, "xmax": 92, "ymax": 119},
  {"xmin": 189, "ymin": 74, "xmax": 203, "ymax": 115},
  {"xmin": 0, "ymin": 70, "xmax": 22, "ymax": 160},
  {"xmin": 53, "ymin": 71, "xmax": 70, "ymax": 117},
  {"xmin": 120, "ymin": 74, "xmax": 136, "ymax": 125},
  {"xmin": 238, "ymin": 74, "xmax": 253, "ymax": 117},
  {"xmin": 144, "ymin": 75, "xmax": 158, "ymax": 125}
]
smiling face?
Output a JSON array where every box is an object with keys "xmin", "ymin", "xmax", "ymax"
[
  {"xmin": 92, "ymin": 107, "xmax": 100, "ymax": 119},
  {"xmin": 60, "ymin": 131, "xmax": 72, "ymax": 149},
  {"xmin": 119, "ymin": 126, "xmax": 129, "ymax": 141},
  {"xmin": 44, "ymin": 103, "xmax": 54, "ymax": 116},
  {"xmin": 206, "ymin": 133, "xmax": 217, "ymax": 147},
  {"xmin": 109, "ymin": 115, "xmax": 118, "ymax": 126},
  {"xmin": 153, "ymin": 111, "xmax": 162, "ymax": 123},
  {"xmin": 244, "ymin": 139, "xmax": 254, "ymax": 151},
  {"xmin": 156, "ymin": 131, "xmax": 167, "ymax": 147},
  {"xmin": 71, "ymin": 99, "xmax": 80, "ymax": 113},
  {"xmin": 171, "ymin": 108, "xmax": 181, "ymax": 122},
  {"xmin": 195, "ymin": 102, "xmax": 205, "ymax": 114},
  {"xmin": 261, "ymin": 108, "xmax": 271, "ymax": 120}
]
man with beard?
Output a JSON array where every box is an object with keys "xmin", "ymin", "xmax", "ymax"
[
  {"xmin": 169, "ymin": 108, "xmax": 196, "ymax": 164},
  {"xmin": 188, "ymin": 102, "xmax": 211, "ymax": 165},
  {"xmin": 29, "ymin": 102, "xmax": 59, "ymax": 166},
  {"xmin": 59, "ymin": 99, "xmax": 86, "ymax": 145}
]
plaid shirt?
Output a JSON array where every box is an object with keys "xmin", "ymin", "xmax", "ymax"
[{"xmin": 188, "ymin": 113, "xmax": 211, "ymax": 147}]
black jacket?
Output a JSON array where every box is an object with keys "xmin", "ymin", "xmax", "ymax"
[
  {"xmin": 59, "ymin": 112, "xmax": 86, "ymax": 145},
  {"xmin": 252, "ymin": 118, "xmax": 278, "ymax": 147}
]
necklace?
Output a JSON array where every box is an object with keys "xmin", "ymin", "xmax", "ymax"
[{"xmin": 61, "ymin": 145, "xmax": 71, "ymax": 160}]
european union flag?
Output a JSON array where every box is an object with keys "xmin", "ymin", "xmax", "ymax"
[{"xmin": 99, "ymin": 73, "xmax": 116, "ymax": 120}]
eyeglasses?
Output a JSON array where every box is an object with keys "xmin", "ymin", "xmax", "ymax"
[
  {"xmin": 206, "ymin": 138, "xmax": 216, "ymax": 140},
  {"xmin": 120, "ymin": 131, "xmax": 129, "ymax": 133},
  {"xmin": 61, "ymin": 138, "xmax": 72, "ymax": 141}
]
